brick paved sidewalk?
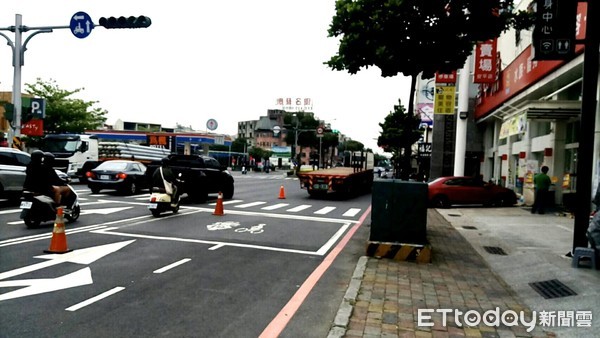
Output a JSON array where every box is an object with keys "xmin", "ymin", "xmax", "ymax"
[{"xmin": 339, "ymin": 210, "xmax": 555, "ymax": 338}]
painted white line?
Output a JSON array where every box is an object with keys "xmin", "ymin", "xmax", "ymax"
[
  {"xmin": 93, "ymin": 228, "xmax": 323, "ymax": 256},
  {"xmin": 343, "ymin": 208, "xmax": 361, "ymax": 217},
  {"xmin": 65, "ymin": 287, "xmax": 125, "ymax": 311},
  {"xmin": 78, "ymin": 200, "xmax": 113, "ymax": 206},
  {"xmin": 287, "ymin": 205, "xmax": 311, "ymax": 212},
  {"xmin": 235, "ymin": 201, "xmax": 267, "ymax": 209},
  {"xmin": 208, "ymin": 199, "xmax": 244, "ymax": 206},
  {"xmin": 0, "ymin": 209, "xmax": 21, "ymax": 215},
  {"xmin": 126, "ymin": 193, "xmax": 150, "ymax": 199},
  {"xmin": 316, "ymin": 223, "xmax": 351, "ymax": 255},
  {"xmin": 153, "ymin": 258, "xmax": 191, "ymax": 274},
  {"xmin": 314, "ymin": 206, "xmax": 336, "ymax": 215},
  {"xmin": 261, "ymin": 203, "xmax": 289, "ymax": 211},
  {"xmin": 7, "ymin": 221, "xmax": 23, "ymax": 225},
  {"xmin": 209, "ymin": 244, "xmax": 225, "ymax": 250}
]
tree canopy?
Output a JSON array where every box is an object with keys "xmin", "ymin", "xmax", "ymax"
[
  {"xmin": 25, "ymin": 78, "xmax": 107, "ymax": 134},
  {"xmin": 378, "ymin": 100, "xmax": 422, "ymax": 179}
]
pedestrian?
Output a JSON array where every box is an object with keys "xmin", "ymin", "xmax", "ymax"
[{"xmin": 531, "ymin": 165, "xmax": 551, "ymax": 214}]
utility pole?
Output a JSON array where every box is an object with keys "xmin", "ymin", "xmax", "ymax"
[
  {"xmin": 572, "ymin": 0, "xmax": 600, "ymax": 251},
  {"xmin": 454, "ymin": 54, "xmax": 471, "ymax": 176}
]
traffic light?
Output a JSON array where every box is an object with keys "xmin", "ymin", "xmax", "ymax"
[{"xmin": 98, "ymin": 16, "xmax": 152, "ymax": 29}]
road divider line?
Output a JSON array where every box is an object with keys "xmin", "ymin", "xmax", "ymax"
[
  {"xmin": 0, "ymin": 209, "xmax": 21, "ymax": 215},
  {"xmin": 153, "ymin": 258, "xmax": 191, "ymax": 274},
  {"xmin": 65, "ymin": 286, "xmax": 125, "ymax": 312}
]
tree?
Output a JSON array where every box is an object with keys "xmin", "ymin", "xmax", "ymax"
[
  {"xmin": 378, "ymin": 100, "xmax": 422, "ymax": 180},
  {"xmin": 231, "ymin": 137, "xmax": 249, "ymax": 153},
  {"xmin": 326, "ymin": 0, "xmax": 530, "ymax": 147},
  {"xmin": 340, "ymin": 140, "xmax": 364, "ymax": 152},
  {"xmin": 25, "ymin": 78, "xmax": 107, "ymax": 134}
]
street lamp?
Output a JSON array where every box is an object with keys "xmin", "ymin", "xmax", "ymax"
[{"xmin": 293, "ymin": 113, "xmax": 300, "ymax": 166}]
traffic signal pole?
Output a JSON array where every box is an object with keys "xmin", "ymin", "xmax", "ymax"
[{"xmin": 0, "ymin": 14, "xmax": 68, "ymax": 147}]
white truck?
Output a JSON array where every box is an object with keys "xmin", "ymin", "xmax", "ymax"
[{"xmin": 41, "ymin": 134, "xmax": 171, "ymax": 181}]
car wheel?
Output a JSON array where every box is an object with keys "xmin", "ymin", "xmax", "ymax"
[
  {"xmin": 151, "ymin": 209, "xmax": 161, "ymax": 217},
  {"xmin": 430, "ymin": 195, "xmax": 450, "ymax": 208},
  {"xmin": 127, "ymin": 182, "xmax": 137, "ymax": 195},
  {"xmin": 223, "ymin": 183, "xmax": 234, "ymax": 199}
]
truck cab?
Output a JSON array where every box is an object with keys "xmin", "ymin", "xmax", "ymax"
[{"xmin": 42, "ymin": 134, "xmax": 98, "ymax": 177}]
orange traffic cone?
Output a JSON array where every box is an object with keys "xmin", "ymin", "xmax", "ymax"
[
  {"xmin": 213, "ymin": 192, "xmax": 224, "ymax": 216},
  {"xmin": 278, "ymin": 185, "xmax": 286, "ymax": 199},
  {"xmin": 44, "ymin": 207, "xmax": 72, "ymax": 254}
]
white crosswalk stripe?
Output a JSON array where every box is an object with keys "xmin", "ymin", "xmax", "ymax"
[
  {"xmin": 343, "ymin": 208, "xmax": 361, "ymax": 217},
  {"xmin": 208, "ymin": 199, "xmax": 244, "ymax": 206},
  {"xmin": 287, "ymin": 204, "xmax": 311, "ymax": 212},
  {"xmin": 235, "ymin": 201, "xmax": 267, "ymax": 208},
  {"xmin": 261, "ymin": 203, "xmax": 289, "ymax": 210},
  {"xmin": 314, "ymin": 206, "xmax": 336, "ymax": 214}
]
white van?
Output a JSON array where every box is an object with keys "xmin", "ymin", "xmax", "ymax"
[{"xmin": 0, "ymin": 147, "xmax": 31, "ymax": 200}]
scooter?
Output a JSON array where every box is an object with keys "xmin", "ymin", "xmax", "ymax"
[
  {"xmin": 20, "ymin": 173, "xmax": 80, "ymax": 228},
  {"xmin": 148, "ymin": 176, "xmax": 183, "ymax": 217}
]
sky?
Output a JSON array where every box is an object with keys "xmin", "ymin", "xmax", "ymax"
[{"xmin": 0, "ymin": 1, "xmax": 412, "ymax": 152}]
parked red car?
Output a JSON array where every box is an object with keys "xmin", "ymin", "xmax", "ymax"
[{"xmin": 428, "ymin": 176, "xmax": 517, "ymax": 208}]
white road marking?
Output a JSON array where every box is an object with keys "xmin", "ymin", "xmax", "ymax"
[
  {"xmin": 235, "ymin": 201, "xmax": 267, "ymax": 208},
  {"xmin": 287, "ymin": 205, "xmax": 311, "ymax": 212},
  {"xmin": 314, "ymin": 206, "xmax": 336, "ymax": 215},
  {"xmin": 0, "ymin": 209, "xmax": 21, "ymax": 215},
  {"xmin": 208, "ymin": 199, "xmax": 244, "ymax": 206},
  {"xmin": 343, "ymin": 208, "xmax": 361, "ymax": 217},
  {"xmin": 153, "ymin": 258, "xmax": 191, "ymax": 274},
  {"xmin": 65, "ymin": 286, "xmax": 125, "ymax": 311},
  {"xmin": 261, "ymin": 203, "xmax": 289, "ymax": 210}
]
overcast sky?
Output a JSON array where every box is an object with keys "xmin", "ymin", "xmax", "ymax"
[{"xmin": 0, "ymin": 1, "xmax": 411, "ymax": 152}]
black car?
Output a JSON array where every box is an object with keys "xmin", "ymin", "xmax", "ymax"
[{"xmin": 86, "ymin": 160, "xmax": 149, "ymax": 195}]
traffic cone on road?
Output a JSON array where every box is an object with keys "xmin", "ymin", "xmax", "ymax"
[
  {"xmin": 44, "ymin": 207, "xmax": 72, "ymax": 254},
  {"xmin": 278, "ymin": 185, "xmax": 286, "ymax": 199},
  {"xmin": 213, "ymin": 192, "xmax": 224, "ymax": 216}
]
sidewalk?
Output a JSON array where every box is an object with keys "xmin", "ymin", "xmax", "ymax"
[{"xmin": 329, "ymin": 207, "xmax": 600, "ymax": 337}]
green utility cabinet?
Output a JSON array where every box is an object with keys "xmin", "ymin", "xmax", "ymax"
[{"xmin": 370, "ymin": 179, "xmax": 428, "ymax": 244}]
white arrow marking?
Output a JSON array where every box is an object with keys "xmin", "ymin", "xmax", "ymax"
[
  {"xmin": 80, "ymin": 206, "xmax": 134, "ymax": 215},
  {"xmin": 73, "ymin": 15, "xmax": 84, "ymax": 20},
  {"xmin": 0, "ymin": 267, "xmax": 93, "ymax": 301},
  {"xmin": 86, "ymin": 20, "xmax": 92, "ymax": 32},
  {"xmin": 0, "ymin": 240, "xmax": 135, "ymax": 280}
]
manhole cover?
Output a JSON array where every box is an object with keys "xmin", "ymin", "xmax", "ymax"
[
  {"xmin": 483, "ymin": 246, "xmax": 507, "ymax": 255},
  {"xmin": 529, "ymin": 279, "xmax": 577, "ymax": 299},
  {"xmin": 462, "ymin": 226, "xmax": 478, "ymax": 230}
]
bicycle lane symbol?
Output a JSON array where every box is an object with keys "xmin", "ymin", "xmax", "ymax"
[
  {"xmin": 206, "ymin": 221, "xmax": 265, "ymax": 234},
  {"xmin": 235, "ymin": 224, "xmax": 265, "ymax": 234}
]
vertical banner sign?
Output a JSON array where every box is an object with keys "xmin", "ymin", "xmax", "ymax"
[
  {"xmin": 433, "ymin": 85, "xmax": 456, "ymax": 115},
  {"xmin": 474, "ymin": 39, "xmax": 498, "ymax": 83},
  {"xmin": 533, "ymin": 0, "xmax": 577, "ymax": 61}
]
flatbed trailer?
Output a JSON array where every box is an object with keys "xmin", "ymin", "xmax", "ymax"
[{"xmin": 297, "ymin": 151, "xmax": 374, "ymax": 196}]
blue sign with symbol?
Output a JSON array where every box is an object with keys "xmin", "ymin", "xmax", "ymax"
[{"xmin": 70, "ymin": 11, "xmax": 94, "ymax": 39}]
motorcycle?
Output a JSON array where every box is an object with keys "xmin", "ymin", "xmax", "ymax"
[
  {"xmin": 20, "ymin": 171, "xmax": 81, "ymax": 228},
  {"xmin": 148, "ymin": 175, "xmax": 183, "ymax": 217}
]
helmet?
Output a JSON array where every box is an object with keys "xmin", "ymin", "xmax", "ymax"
[
  {"xmin": 161, "ymin": 157, "xmax": 169, "ymax": 166},
  {"xmin": 31, "ymin": 150, "xmax": 44, "ymax": 164},
  {"xmin": 43, "ymin": 152, "xmax": 55, "ymax": 165}
]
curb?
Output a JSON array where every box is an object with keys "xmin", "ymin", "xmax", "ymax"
[{"xmin": 326, "ymin": 256, "xmax": 368, "ymax": 338}]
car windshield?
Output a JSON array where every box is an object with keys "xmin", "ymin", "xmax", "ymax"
[{"xmin": 96, "ymin": 162, "xmax": 129, "ymax": 171}]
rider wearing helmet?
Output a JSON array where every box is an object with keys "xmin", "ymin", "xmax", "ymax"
[
  {"xmin": 42, "ymin": 152, "xmax": 71, "ymax": 205},
  {"xmin": 23, "ymin": 150, "xmax": 48, "ymax": 194},
  {"xmin": 152, "ymin": 157, "xmax": 180, "ymax": 206}
]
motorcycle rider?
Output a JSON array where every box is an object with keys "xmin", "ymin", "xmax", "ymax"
[
  {"xmin": 23, "ymin": 150, "xmax": 49, "ymax": 194},
  {"xmin": 42, "ymin": 152, "xmax": 71, "ymax": 205},
  {"xmin": 152, "ymin": 157, "xmax": 180, "ymax": 207}
]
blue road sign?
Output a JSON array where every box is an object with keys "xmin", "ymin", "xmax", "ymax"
[{"xmin": 70, "ymin": 11, "xmax": 94, "ymax": 39}]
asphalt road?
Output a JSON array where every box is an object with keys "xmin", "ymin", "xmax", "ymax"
[{"xmin": 0, "ymin": 171, "xmax": 373, "ymax": 337}]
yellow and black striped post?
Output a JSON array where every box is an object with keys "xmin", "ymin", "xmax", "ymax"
[
  {"xmin": 12, "ymin": 136, "xmax": 22, "ymax": 150},
  {"xmin": 366, "ymin": 241, "xmax": 432, "ymax": 263}
]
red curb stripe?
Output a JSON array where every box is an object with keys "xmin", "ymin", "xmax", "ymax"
[{"xmin": 259, "ymin": 205, "xmax": 372, "ymax": 338}]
